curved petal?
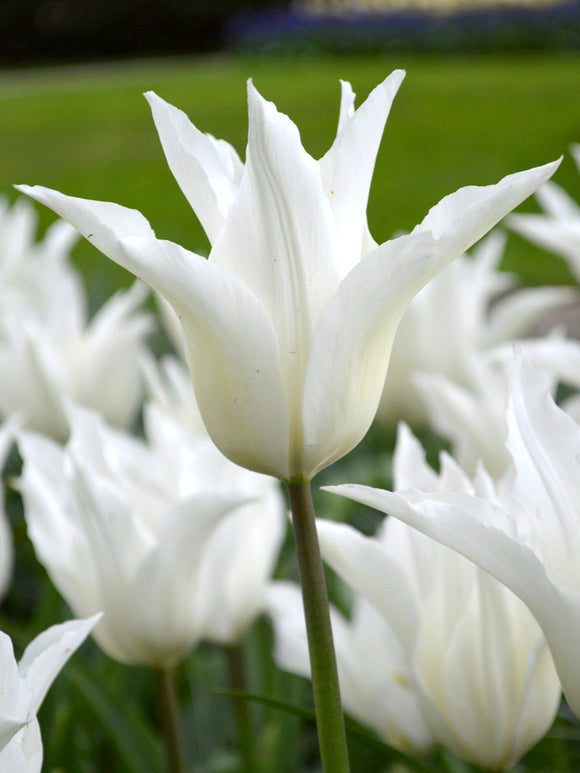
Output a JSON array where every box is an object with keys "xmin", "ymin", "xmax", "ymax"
[
  {"xmin": 14, "ymin": 185, "xmax": 156, "ymax": 254},
  {"xmin": 127, "ymin": 493, "xmax": 249, "ymax": 667},
  {"xmin": 14, "ymin": 186, "xmax": 290, "ymax": 477},
  {"xmin": 196, "ymin": 487, "xmax": 286, "ymax": 645},
  {"xmin": 0, "ymin": 323, "xmax": 69, "ymax": 440},
  {"xmin": 393, "ymin": 423, "xmax": 440, "ymax": 491},
  {"xmin": 316, "ymin": 518, "xmax": 418, "ymax": 652},
  {"xmin": 18, "ymin": 615, "xmax": 99, "ymax": 717},
  {"xmin": 301, "ymin": 231, "xmax": 443, "ymax": 479},
  {"xmin": 506, "ymin": 356, "xmax": 580, "ymax": 577},
  {"xmin": 0, "ymin": 719, "xmax": 42, "ymax": 773},
  {"xmin": 319, "ymin": 70, "xmax": 406, "ymax": 274},
  {"xmin": 69, "ymin": 459, "xmax": 153, "ymax": 664},
  {"xmin": 17, "ymin": 432, "xmax": 106, "ymax": 620},
  {"xmin": 414, "ymin": 369, "xmax": 510, "ymax": 478},
  {"xmin": 535, "ymin": 180, "xmax": 580, "ymax": 218},
  {"xmin": 145, "ymin": 91, "xmax": 243, "ymax": 243},
  {"xmin": 336, "ymin": 80, "xmax": 356, "ymax": 134},
  {"xmin": 83, "ymin": 282, "xmax": 152, "ymax": 428},
  {"xmin": 488, "ymin": 286, "xmax": 578, "ymax": 343},
  {"xmin": 414, "ymin": 159, "xmax": 561, "ymax": 253},
  {"xmin": 266, "ymin": 580, "xmax": 313, "ymax": 680},
  {"xmin": 210, "ymin": 82, "xmax": 341, "ymax": 470}
]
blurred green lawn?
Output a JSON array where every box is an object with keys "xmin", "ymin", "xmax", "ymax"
[{"xmin": 1, "ymin": 52, "xmax": 579, "ymax": 309}]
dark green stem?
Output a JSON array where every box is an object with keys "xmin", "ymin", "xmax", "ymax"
[
  {"xmin": 154, "ymin": 667, "xmax": 187, "ymax": 773},
  {"xmin": 286, "ymin": 479, "xmax": 350, "ymax": 773},
  {"xmin": 224, "ymin": 643, "xmax": 257, "ymax": 773}
]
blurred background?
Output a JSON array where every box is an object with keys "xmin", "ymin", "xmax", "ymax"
[{"xmin": 1, "ymin": 0, "xmax": 579, "ymax": 64}]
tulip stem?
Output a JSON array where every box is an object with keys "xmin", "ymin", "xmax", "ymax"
[
  {"xmin": 224, "ymin": 643, "xmax": 257, "ymax": 773},
  {"xmin": 155, "ymin": 667, "xmax": 187, "ymax": 773},
  {"xmin": 287, "ymin": 479, "xmax": 350, "ymax": 773}
]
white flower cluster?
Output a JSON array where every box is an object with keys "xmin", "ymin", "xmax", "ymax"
[
  {"xmin": 0, "ymin": 197, "xmax": 285, "ymax": 767},
  {"xmin": 4, "ymin": 69, "xmax": 580, "ymax": 771}
]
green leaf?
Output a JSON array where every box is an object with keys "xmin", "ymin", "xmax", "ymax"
[
  {"xmin": 69, "ymin": 664, "xmax": 165, "ymax": 773},
  {"xmin": 211, "ymin": 689, "xmax": 435, "ymax": 773}
]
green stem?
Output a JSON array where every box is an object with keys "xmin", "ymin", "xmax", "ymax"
[
  {"xmin": 224, "ymin": 643, "xmax": 257, "ymax": 773},
  {"xmin": 154, "ymin": 667, "xmax": 187, "ymax": 773},
  {"xmin": 286, "ymin": 479, "xmax": 350, "ymax": 773}
]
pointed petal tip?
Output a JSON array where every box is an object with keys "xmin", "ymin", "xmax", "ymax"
[
  {"xmin": 14, "ymin": 184, "xmax": 51, "ymax": 207},
  {"xmin": 143, "ymin": 90, "xmax": 159, "ymax": 105},
  {"xmin": 13, "ymin": 183, "xmax": 33, "ymax": 195},
  {"xmin": 321, "ymin": 483, "xmax": 356, "ymax": 497},
  {"xmin": 542, "ymin": 156, "xmax": 563, "ymax": 176}
]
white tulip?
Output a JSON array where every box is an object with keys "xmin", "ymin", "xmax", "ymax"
[
  {"xmin": 17, "ymin": 75, "xmax": 559, "ymax": 479},
  {"xmin": 377, "ymin": 231, "xmax": 575, "ymax": 428},
  {"xmin": 18, "ymin": 401, "xmax": 285, "ymax": 667},
  {"xmin": 0, "ymin": 199, "xmax": 152, "ymax": 439},
  {"xmin": 266, "ymin": 580, "xmax": 434, "ymax": 755},
  {"xmin": 320, "ymin": 421, "xmax": 561, "ymax": 769},
  {"xmin": 509, "ymin": 144, "xmax": 580, "ymax": 282}
]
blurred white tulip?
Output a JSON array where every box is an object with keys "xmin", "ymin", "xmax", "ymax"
[
  {"xmin": 18, "ymin": 395, "xmax": 285, "ymax": 667},
  {"xmin": 377, "ymin": 231, "xmax": 576, "ymax": 428},
  {"xmin": 321, "ymin": 422, "xmax": 561, "ymax": 769},
  {"xmin": 0, "ymin": 198, "xmax": 152, "ymax": 440},
  {"xmin": 509, "ymin": 145, "xmax": 580, "ymax": 282},
  {"xmin": 267, "ymin": 580, "xmax": 434, "ymax": 756}
]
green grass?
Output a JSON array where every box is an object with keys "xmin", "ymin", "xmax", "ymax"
[{"xmin": 1, "ymin": 52, "xmax": 580, "ymax": 307}]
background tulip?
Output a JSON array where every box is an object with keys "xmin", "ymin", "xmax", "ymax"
[
  {"xmin": 320, "ymin": 422, "xmax": 561, "ymax": 769},
  {"xmin": 326, "ymin": 357, "xmax": 580, "ymax": 719},
  {"xmin": 509, "ymin": 145, "xmax": 580, "ymax": 282},
  {"xmin": 267, "ymin": 579, "xmax": 434, "ymax": 756},
  {"xmin": 18, "ymin": 400, "xmax": 285, "ymax": 668},
  {"xmin": 0, "ymin": 198, "xmax": 152, "ymax": 439},
  {"xmin": 376, "ymin": 232, "xmax": 575, "ymax": 429}
]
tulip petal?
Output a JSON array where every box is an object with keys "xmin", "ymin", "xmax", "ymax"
[
  {"xmin": 145, "ymin": 91, "xmax": 243, "ymax": 242},
  {"xmin": 127, "ymin": 493, "xmax": 248, "ymax": 666},
  {"xmin": 18, "ymin": 615, "xmax": 99, "ymax": 716},
  {"xmin": 209, "ymin": 83, "xmax": 340, "ymax": 469},
  {"xmin": 0, "ymin": 635, "xmax": 26, "ymax": 749},
  {"xmin": 0, "ymin": 323, "xmax": 70, "ymax": 440},
  {"xmin": 14, "ymin": 185, "xmax": 290, "ymax": 477},
  {"xmin": 414, "ymin": 160, "xmax": 561, "ymax": 253},
  {"xmin": 196, "ymin": 490, "xmax": 286, "ymax": 645},
  {"xmin": 320, "ymin": 70, "xmax": 405, "ymax": 274},
  {"xmin": 506, "ymin": 356, "xmax": 580, "ymax": 577},
  {"xmin": 69, "ymin": 459, "xmax": 154, "ymax": 664},
  {"xmin": 413, "ymin": 369, "xmax": 510, "ymax": 478},
  {"xmin": 302, "ymin": 231, "xmax": 443, "ymax": 478},
  {"xmin": 17, "ymin": 432, "xmax": 106, "ymax": 620},
  {"xmin": 535, "ymin": 179, "xmax": 580, "ymax": 218},
  {"xmin": 488, "ymin": 286, "xmax": 578, "ymax": 343},
  {"xmin": 316, "ymin": 518, "xmax": 418, "ymax": 652},
  {"xmin": 336, "ymin": 80, "xmax": 356, "ymax": 134}
]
